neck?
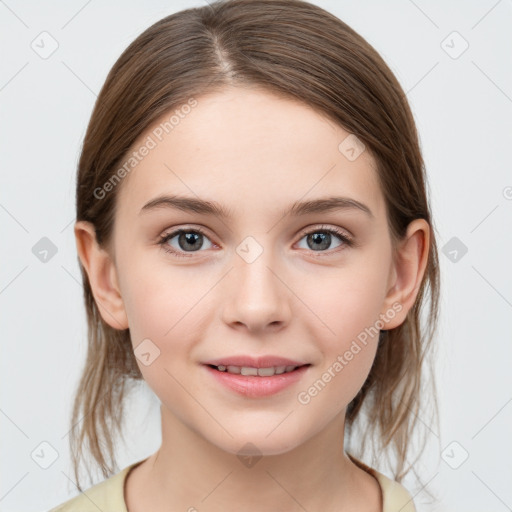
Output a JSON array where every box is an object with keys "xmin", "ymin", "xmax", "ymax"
[{"xmin": 126, "ymin": 404, "xmax": 381, "ymax": 512}]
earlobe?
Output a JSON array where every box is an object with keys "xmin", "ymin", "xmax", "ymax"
[
  {"xmin": 74, "ymin": 221, "xmax": 129, "ymax": 330},
  {"xmin": 380, "ymin": 219, "xmax": 430, "ymax": 330}
]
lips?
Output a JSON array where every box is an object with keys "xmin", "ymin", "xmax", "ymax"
[{"xmin": 201, "ymin": 355, "xmax": 311, "ymax": 397}]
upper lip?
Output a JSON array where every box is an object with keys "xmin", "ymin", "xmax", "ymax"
[{"xmin": 202, "ymin": 355, "xmax": 309, "ymax": 368}]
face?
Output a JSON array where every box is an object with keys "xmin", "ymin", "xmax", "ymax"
[{"xmin": 103, "ymin": 86, "xmax": 405, "ymax": 456}]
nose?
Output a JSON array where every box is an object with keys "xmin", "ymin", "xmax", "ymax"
[{"xmin": 221, "ymin": 246, "xmax": 292, "ymax": 333}]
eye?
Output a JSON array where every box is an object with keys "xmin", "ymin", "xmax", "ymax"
[
  {"xmin": 158, "ymin": 227, "xmax": 214, "ymax": 258},
  {"xmin": 296, "ymin": 225, "xmax": 354, "ymax": 254},
  {"xmin": 158, "ymin": 224, "xmax": 354, "ymax": 259}
]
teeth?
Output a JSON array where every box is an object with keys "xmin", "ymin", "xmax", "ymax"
[
  {"xmin": 215, "ymin": 364, "xmax": 300, "ymax": 376},
  {"xmin": 241, "ymin": 367, "xmax": 258, "ymax": 376}
]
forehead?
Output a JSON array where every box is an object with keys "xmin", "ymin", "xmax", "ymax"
[{"xmin": 115, "ymin": 86, "xmax": 385, "ymax": 222}]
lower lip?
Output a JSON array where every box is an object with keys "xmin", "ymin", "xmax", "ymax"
[{"xmin": 203, "ymin": 364, "xmax": 310, "ymax": 398}]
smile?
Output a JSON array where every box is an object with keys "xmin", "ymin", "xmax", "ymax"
[
  {"xmin": 202, "ymin": 363, "xmax": 311, "ymax": 397},
  {"xmin": 209, "ymin": 364, "xmax": 303, "ymax": 376}
]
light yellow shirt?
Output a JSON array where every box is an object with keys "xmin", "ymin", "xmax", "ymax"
[{"xmin": 49, "ymin": 456, "xmax": 416, "ymax": 512}]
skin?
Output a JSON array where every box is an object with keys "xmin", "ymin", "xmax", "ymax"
[{"xmin": 75, "ymin": 86, "xmax": 430, "ymax": 512}]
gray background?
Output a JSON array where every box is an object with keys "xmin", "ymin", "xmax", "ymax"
[{"xmin": 1, "ymin": 1, "xmax": 511, "ymax": 511}]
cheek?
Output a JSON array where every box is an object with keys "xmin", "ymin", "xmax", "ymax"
[
  {"xmin": 120, "ymin": 257, "xmax": 212, "ymax": 341},
  {"xmin": 119, "ymin": 261, "xmax": 218, "ymax": 390},
  {"xmin": 295, "ymin": 266, "xmax": 386, "ymax": 402},
  {"xmin": 297, "ymin": 288, "xmax": 381, "ymax": 417},
  {"xmin": 120, "ymin": 268, "xmax": 206, "ymax": 408},
  {"xmin": 304, "ymin": 263, "xmax": 388, "ymax": 344}
]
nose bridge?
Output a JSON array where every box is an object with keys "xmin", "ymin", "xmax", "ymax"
[
  {"xmin": 234, "ymin": 233, "xmax": 280, "ymax": 298},
  {"xmin": 222, "ymin": 233, "xmax": 290, "ymax": 329}
]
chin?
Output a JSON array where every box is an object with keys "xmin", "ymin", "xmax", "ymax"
[{"xmin": 202, "ymin": 425, "xmax": 306, "ymax": 459}]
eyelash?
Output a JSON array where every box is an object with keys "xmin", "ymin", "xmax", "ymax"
[{"xmin": 157, "ymin": 225, "xmax": 354, "ymax": 258}]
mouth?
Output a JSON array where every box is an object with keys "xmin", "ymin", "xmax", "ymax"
[
  {"xmin": 205, "ymin": 363, "xmax": 311, "ymax": 377},
  {"xmin": 202, "ymin": 362, "xmax": 312, "ymax": 398}
]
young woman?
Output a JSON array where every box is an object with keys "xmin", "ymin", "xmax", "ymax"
[{"xmin": 51, "ymin": 0, "xmax": 440, "ymax": 510}]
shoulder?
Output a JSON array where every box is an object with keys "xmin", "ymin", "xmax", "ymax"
[
  {"xmin": 371, "ymin": 468, "xmax": 417, "ymax": 512},
  {"xmin": 348, "ymin": 454, "xmax": 416, "ymax": 512},
  {"xmin": 47, "ymin": 462, "xmax": 139, "ymax": 512}
]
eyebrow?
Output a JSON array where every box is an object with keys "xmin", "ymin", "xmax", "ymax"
[{"xmin": 140, "ymin": 194, "xmax": 374, "ymax": 219}]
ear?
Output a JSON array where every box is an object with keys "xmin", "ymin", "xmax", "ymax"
[
  {"xmin": 379, "ymin": 218, "xmax": 430, "ymax": 329},
  {"xmin": 74, "ymin": 220, "xmax": 129, "ymax": 330}
]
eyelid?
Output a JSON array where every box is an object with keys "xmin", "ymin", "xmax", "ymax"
[
  {"xmin": 296, "ymin": 224, "xmax": 353, "ymax": 242},
  {"xmin": 159, "ymin": 225, "xmax": 211, "ymax": 240}
]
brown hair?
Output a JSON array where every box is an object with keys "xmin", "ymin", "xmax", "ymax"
[{"xmin": 71, "ymin": 0, "xmax": 440, "ymax": 495}]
